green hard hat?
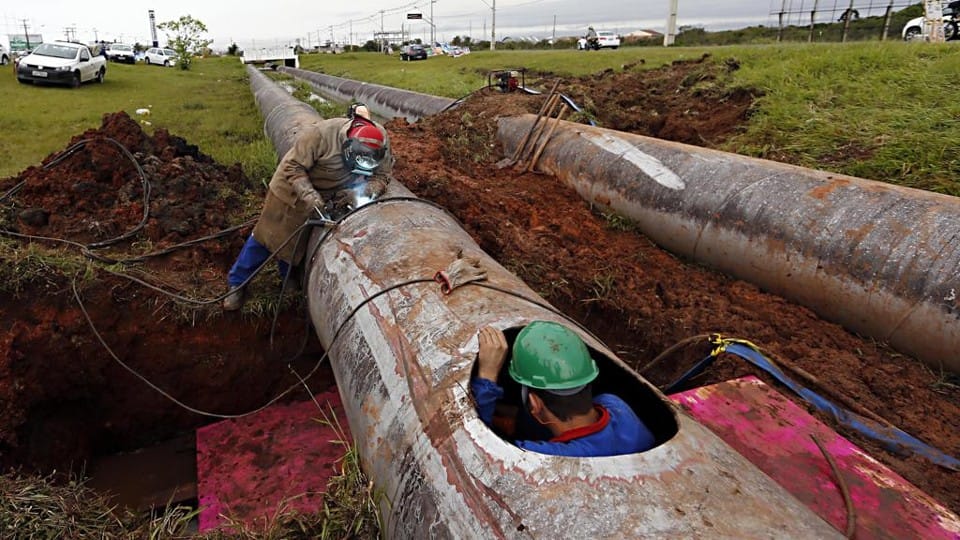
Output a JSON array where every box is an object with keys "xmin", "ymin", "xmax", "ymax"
[{"xmin": 508, "ymin": 321, "xmax": 599, "ymax": 390}]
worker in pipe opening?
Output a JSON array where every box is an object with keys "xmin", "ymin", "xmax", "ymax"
[
  {"xmin": 472, "ymin": 321, "xmax": 656, "ymax": 456},
  {"xmin": 223, "ymin": 104, "xmax": 393, "ymax": 311}
]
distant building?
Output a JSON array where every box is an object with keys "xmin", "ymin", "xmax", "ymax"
[{"xmin": 627, "ymin": 29, "xmax": 662, "ymax": 39}]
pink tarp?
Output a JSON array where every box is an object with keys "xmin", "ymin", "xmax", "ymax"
[
  {"xmin": 669, "ymin": 376, "xmax": 960, "ymax": 539},
  {"xmin": 195, "ymin": 389, "xmax": 350, "ymax": 532}
]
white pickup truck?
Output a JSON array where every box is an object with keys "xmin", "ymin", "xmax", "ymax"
[{"xmin": 16, "ymin": 41, "xmax": 107, "ymax": 88}]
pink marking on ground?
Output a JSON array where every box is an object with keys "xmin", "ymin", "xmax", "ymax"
[
  {"xmin": 196, "ymin": 389, "xmax": 350, "ymax": 532},
  {"xmin": 670, "ymin": 376, "xmax": 960, "ymax": 539}
]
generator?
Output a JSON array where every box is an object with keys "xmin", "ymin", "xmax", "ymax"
[{"xmin": 488, "ymin": 69, "xmax": 525, "ymax": 92}]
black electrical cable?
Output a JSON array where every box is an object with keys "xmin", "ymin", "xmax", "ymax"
[
  {"xmin": 83, "ymin": 137, "xmax": 152, "ymax": 250},
  {"xmin": 69, "ymin": 183, "xmax": 619, "ymax": 419},
  {"xmin": 1, "ymin": 137, "xmax": 149, "ymax": 248},
  {"xmin": 100, "ymin": 221, "xmax": 311, "ymax": 306}
]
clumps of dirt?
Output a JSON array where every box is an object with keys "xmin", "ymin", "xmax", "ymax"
[
  {"xmin": 1, "ymin": 111, "xmax": 251, "ymax": 248},
  {"xmin": 387, "ymin": 59, "xmax": 960, "ymax": 514},
  {"xmin": 425, "ymin": 56, "xmax": 760, "ymax": 177},
  {"xmin": 0, "ymin": 112, "xmax": 328, "ymax": 475},
  {"xmin": 562, "ymin": 53, "xmax": 759, "ymax": 145},
  {"xmin": 426, "ymin": 87, "xmax": 542, "ymax": 178}
]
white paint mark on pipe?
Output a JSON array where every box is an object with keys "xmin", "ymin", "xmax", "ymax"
[{"xmin": 580, "ymin": 132, "xmax": 686, "ymax": 190}]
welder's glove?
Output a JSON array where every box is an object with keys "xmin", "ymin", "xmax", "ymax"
[
  {"xmin": 365, "ymin": 178, "xmax": 389, "ymax": 199},
  {"xmin": 435, "ymin": 255, "xmax": 487, "ymax": 294},
  {"xmin": 291, "ymin": 176, "xmax": 324, "ymax": 210}
]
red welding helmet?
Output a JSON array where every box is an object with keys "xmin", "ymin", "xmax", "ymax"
[{"xmin": 342, "ymin": 119, "xmax": 386, "ymax": 175}]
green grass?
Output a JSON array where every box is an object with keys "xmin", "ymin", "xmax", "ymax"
[
  {"xmin": 301, "ymin": 43, "xmax": 960, "ymax": 195},
  {"xmin": 299, "ymin": 48, "xmax": 710, "ymax": 98},
  {"xmin": 4, "ymin": 42, "xmax": 960, "ymax": 196},
  {"xmin": 720, "ymin": 42, "xmax": 960, "ymax": 194},
  {"xmin": 0, "ymin": 57, "xmax": 275, "ymax": 182}
]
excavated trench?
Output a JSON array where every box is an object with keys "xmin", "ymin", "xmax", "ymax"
[{"xmin": 0, "ymin": 58, "xmax": 957, "ymax": 520}]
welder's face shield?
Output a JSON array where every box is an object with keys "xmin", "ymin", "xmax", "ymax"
[{"xmin": 341, "ymin": 138, "xmax": 386, "ymax": 176}]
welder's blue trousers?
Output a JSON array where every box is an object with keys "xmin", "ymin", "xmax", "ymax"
[{"xmin": 227, "ymin": 234, "xmax": 289, "ymax": 288}]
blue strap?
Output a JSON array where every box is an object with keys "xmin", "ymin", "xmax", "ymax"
[{"xmin": 706, "ymin": 341, "xmax": 960, "ymax": 471}]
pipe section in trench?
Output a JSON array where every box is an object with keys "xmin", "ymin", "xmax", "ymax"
[
  {"xmin": 246, "ymin": 66, "xmax": 843, "ymax": 537},
  {"xmin": 280, "ymin": 69, "xmax": 958, "ymax": 373},
  {"xmin": 498, "ymin": 116, "xmax": 960, "ymax": 374}
]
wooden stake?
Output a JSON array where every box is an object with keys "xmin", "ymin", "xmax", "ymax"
[{"xmin": 527, "ymin": 103, "xmax": 568, "ymax": 173}]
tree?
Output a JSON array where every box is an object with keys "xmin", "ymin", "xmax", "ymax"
[
  {"xmin": 226, "ymin": 43, "xmax": 241, "ymax": 56},
  {"xmin": 157, "ymin": 15, "xmax": 212, "ymax": 70}
]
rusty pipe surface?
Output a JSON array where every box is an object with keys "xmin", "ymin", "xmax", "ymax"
[
  {"xmin": 499, "ymin": 115, "xmax": 960, "ymax": 374},
  {"xmin": 249, "ymin": 64, "xmax": 842, "ymax": 538},
  {"xmin": 279, "ymin": 66, "xmax": 456, "ymax": 122}
]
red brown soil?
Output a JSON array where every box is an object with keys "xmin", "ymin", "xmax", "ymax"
[
  {"xmin": 0, "ymin": 112, "xmax": 331, "ymax": 473},
  {"xmin": 0, "ymin": 58, "xmax": 957, "ymax": 522},
  {"xmin": 386, "ymin": 58, "xmax": 959, "ymax": 514}
]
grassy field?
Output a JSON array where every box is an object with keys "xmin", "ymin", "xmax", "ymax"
[
  {"xmin": 0, "ymin": 58, "xmax": 275, "ymax": 182},
  {"xmin": 3, "ymin": 42, "xmax": 960, "ymax": 194}
]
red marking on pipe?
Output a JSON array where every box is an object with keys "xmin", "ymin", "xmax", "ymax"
[{"xmin": 670, "ymin": 377, "xmax": 960, "ymax": 538}]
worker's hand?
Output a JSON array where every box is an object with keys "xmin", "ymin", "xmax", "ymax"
[
  {"xmin": 365, "ymin": 178, "xmax": 388, "ymax": 199},
  {"xmin": 301, "ymin": 189, "xmax": 324, "ymax": 211},
  {"xmin": 477, "ymin": 326, "xmax": 509, "ymax": 381},
  {"xmin": 291, "ymin": 176, "xmax": 324, "ymax": 211}
]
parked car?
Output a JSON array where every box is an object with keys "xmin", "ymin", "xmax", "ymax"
[
  {"xmin": 106, "ymin": 43, "xmax": 136, "ymax": 64},
  {"xmin": 577, "ymin": 30, "xmax": 621, "ymax": 50},
  {"xmin": 144, "ymin": 47, "xmax": 178, "ymax": 66},
  {"xmin": 16, "ymin": 41, "xmax": 106, "ymax": 87},
  {"xmin": 0, "ymin": 43, "xmax": 8, "ymax": 66},
  {"xmin": 903, "ymin": 2, "xmax": 960, "ymax": 41},
  {"xmin": 399, "ymin": 44, "xmax": 428, "ymax": 61}
]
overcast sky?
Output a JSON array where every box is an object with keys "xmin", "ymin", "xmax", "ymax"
[{"xmin": 1, "ymin": 1, "xmax": 904, "ymax": 50}]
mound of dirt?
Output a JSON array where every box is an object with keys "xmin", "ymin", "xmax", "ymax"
[
  {"xmin": 0, "ymin": 112, "xmax": 329, "ymax": 473},
  {"xmin": 562, "ymin": 53, "xmax": 757, "ymax": 145},
  {"xmin": 2, "ymin": 112, "xmax": 248, "ymax": 248},
  {"xmin": 387, "ymin": 59, "xmax": 960, "ymax": 513}
]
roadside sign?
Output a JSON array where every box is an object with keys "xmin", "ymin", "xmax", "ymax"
[
  {"xmin": 8, "ymin": 34, "xmax": 43, "ymax": 51},
  {"xmin": 407, "ymin": 13, "xmax": 423, "ymax": 20}
]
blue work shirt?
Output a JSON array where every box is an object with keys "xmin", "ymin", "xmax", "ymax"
[{"xmin": 471, "ymin": 378, "xmax": 656, "ymax": 457}]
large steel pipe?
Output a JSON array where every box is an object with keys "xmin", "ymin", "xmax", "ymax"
[
  {"xmin": 500, "ymin": 115, "xmax": 960, "ymax": 373},
  {"xmin": 249, "ymin": 65, "xmax": 840, "ymax": 538},
  {"xmin": 249, "ymin": 66, "xmax": 322, "ymax": 157},
  {"xmin": 279, "ymin": 66, "xmax": 456, "ymax": 122}
]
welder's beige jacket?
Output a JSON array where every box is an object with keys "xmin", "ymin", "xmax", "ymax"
[{"xmin": 251, "ymin": 117, "xmax": 392, "ymax": 263}]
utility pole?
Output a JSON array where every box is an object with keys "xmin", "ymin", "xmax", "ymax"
[
  {"xmin": 664, "ymin": 0, "xmax": 678, "ymax": 46},
  {"xmin": 777, "ymin": 0, "xmax": 787, "ymax": 42},
  {"xmin": 380, "ymin": 10, "xmax": 385, "ymax": 51},
  {"xmin": 490, "ymin": 0, "xmax": 496, "ymax": 50},
  {"xmin": 430, "ymin": 0, "xmax": 436, "ymax": 45},
  {"xmin": 924, "ymin": 0, "xmax": 946, "ymax": 42},
  {"xmin": 20, "ymin": 19, "xmax": 31, "ymax": 49},
  {"xmin": 808, "ymin": 0, "xmax": 819, "ymax": 42},
  {"xmin": 881, "ymin": 0, "xmax": 895, "ymax": 41},
  {"xmin": 350, "ymin": 20, "xmax": 353, "ymax": 49},
  {"xmin": 149, "ymin": 10, "xmax": 159, "ymax": 47},
  {"xmin": 552, "ymin": 15, "xmax": 556, "ymax": 47},
  {"xmin": 841, "ymin": 0, "xmax": 855, "ymax": 42}
]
